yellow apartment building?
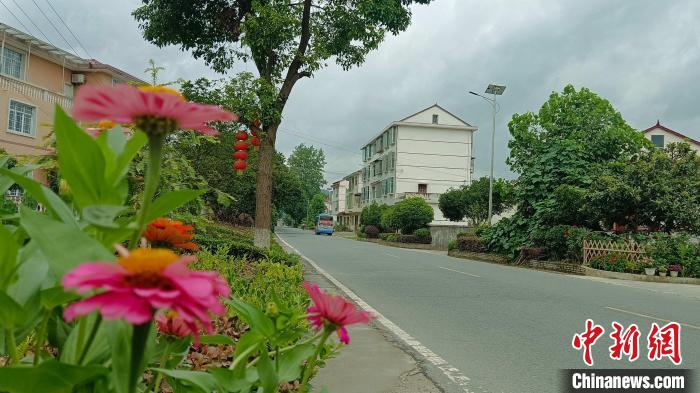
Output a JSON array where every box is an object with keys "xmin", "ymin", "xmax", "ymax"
[{"xmin": 0, "ymin": 22, "xmax": 145, "ymax": 181}]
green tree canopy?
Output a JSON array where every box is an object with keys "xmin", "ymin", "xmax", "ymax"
[
  {"xmin": 287, "ymin": 143, "xmax": 326, "ymax": 202},
  {"xmin": 391, "ymin": 197, "xmax": 433, "ymax": 234},
  {"xmin": 507, "ymin": 84, "xmax": 648, "ymax": 224},
  {"xmin": 134, "ymin": 0, "xmax": 433, "ymax": 247},
  {"xmin": 360, "ymin": 202, "xmax": 385, "ymax": 230},
  {"xmin": 586, "ymin": 142, "xmax": 700, "ymax": 233},
  {"xmin": 438, "ymin": 177, "xmax": 515, "ymax": 224}
]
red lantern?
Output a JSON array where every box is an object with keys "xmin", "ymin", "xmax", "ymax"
[
  {"xmin": 234, "ymin": 159, "xmax": 247, "ymax": 175},
  {"xmin": 250, "ymin": 136, "xmax": 261, "ymax": 151},
  {"xmin": 233, "ymin": 151, "xmax": 249, "ymax": 160},
  {"xmin": 235, "ymin": 131, "xmax": 248, "ymax": 141},
  {"xmin": 234, "ymin": 140, "xmax": 249, "ymax": 151}
]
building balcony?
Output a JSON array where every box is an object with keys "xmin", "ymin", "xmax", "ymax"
[
  {"xmin": 0, "ymin": 74, "xmax": 73, "ymax": 109},
  {"xmin": 396, "ymin": 192, "xmax": 441, "ymax": 203}
]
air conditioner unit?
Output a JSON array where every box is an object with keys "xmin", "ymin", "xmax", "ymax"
[{"xmin": 71, "ymin": 74, "xmax": 86, "ymax": 84}]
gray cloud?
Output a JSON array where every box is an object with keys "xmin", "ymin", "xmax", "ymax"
[{"xmin": 4, "ymin": 0, "xmax": 699, "ymax": 184}]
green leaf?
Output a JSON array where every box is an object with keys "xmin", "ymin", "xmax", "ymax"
[
  {"xmin": 152, "ymin": 369, "xmax": 218, "ymax": 393},
  {"xmin": 112, "ymin": 130, "xmax": 147, "ymax": 188},
  {"xmin": 209, "ymin": 368, "xmax": 253, "ymax": 392},
  {"xmin": 231, "ymin": 331, "xmax": 263, "ymax": 377},
  {"xmin": 0, "ymin": 225, "xmax": 18, "ymax": 290},
  {"xmin": 0, "ymin": 291, "xmax": 23, "ymax": 327},
  {"xmin": 82, "ymin": 205, "xmax": 129, "ymax": 229},
  {"xmin": 228, "ymin": 298, "xmax": 275, "ymax": 337},
  {"xmin": 0, "ymin": 168, "xmax": 77, "ymax": 225},
  {"xmin": 277, "ymin": 343, "xmax": 315, "ymax": 382},
  {"xmin": 106, "ymin": 321, "xmax": 132, "ymax": 393},
  {"xmin": 145, "ymin": 189, "xmax": 206, "ymax": 222},
  {"xmin": 255, "ymin": 349, "xmax": 278, "ymax": 393},
  {"xmin": 0, "ymin": 360, "xmax": 107, "ymax": 393},
  {"xmin": 198, "ymin": 334, "xmax": 235, "ymax": 346},
  {"xmin": 20, "ymin": 207, "xmax": 115, "ymax": 279},
  {"xmin": 40, "ymin": 286, "xmax": 80, "ymax": 310},
  {"xmin": 54, "ymin": 106, "xmax": 120, "ymax": 209},
  {"xmin": 7, "ymin": 241, "xmax": 49, "ymax": 305},
  {"xmin": 60, "ymin": 313, "xmax": 110, "ymax": 366},
  {"xmin": 0, "ymin": 163, "xmax": 35, "ymax": 195}
]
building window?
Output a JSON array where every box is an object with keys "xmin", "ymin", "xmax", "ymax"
[
  {"xmin": 432, "ymin": 114, "xmax": 438, "ymax": 124},
  {"xmin": 2, "ymin": 47, "xmax": 25, "ymax": 79},
  {"xmin": 650, "ymin": 135, "xmax": 664, "ymax": 148},
  {"xmin": 8, "ymin": 100, "xmax": 36, "ymax": 136},
  {"xmin": 418, "ymin": 183, "xmax": 428, "ymax": 194}
]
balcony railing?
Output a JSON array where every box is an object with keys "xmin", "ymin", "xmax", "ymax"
[
  {"xmin": 396, "ymin": 192, "xmax": 441, "ymax": 202},
  {"xmin": 0, "ymin": 74, "xmax": 73, "ymax": 109}
]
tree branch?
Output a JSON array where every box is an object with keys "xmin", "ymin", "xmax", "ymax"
[{"xmin": 278, "ymin": 0, "xmax": 312, "ymax": 106}]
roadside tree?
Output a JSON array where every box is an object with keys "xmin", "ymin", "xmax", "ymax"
[{"xmin": 134, "ymin": 0, "xmax": 434, "ymax": 248}]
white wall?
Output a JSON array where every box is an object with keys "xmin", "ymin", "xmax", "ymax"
[
  {"xmin": 395, "ymin": 125, "xmax": 472, "ymax": 195},
  {"xmin": 644, "ymin": 128, "xmax": 700, "ymax": 152}
]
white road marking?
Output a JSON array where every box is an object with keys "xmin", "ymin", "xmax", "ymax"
[
  {"xmin": 276, "ymin": 234, "xmax": 475, "ymax": 393},
  {"xmin": 604, "ymin": 307, "xmax": 700, "ymax": 331},
  {"xmin": 384, "ymin": 253, "xmax": 400, "ymax": 258},
  {"xmin": 439, "ymin": 266, "xmax": 481, "ymax": 278}
]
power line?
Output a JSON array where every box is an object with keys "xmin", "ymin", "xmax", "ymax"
[
  {"xmin": 0, "ymin": 0, "xmax": 32, "ymax": 35},
  {"xmin": 279, "ymin": 127, "xmax": 361, "ymax": 155},
  {"xmin": 9, "ymin": 0, "xmax": 54, "ymax": 45},
  {"xmin": 44, "ymin": 0, "xmax": 91, "ymax": 58},
  {"xmin": 30, "ymin": 0, "xmax": 80, "ymax": 57}
]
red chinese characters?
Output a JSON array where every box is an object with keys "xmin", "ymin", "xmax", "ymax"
[
  {"xmin": 573, "ymin": 320, "xmax": 683, "ymax": 366},
  {"xmin": 647, "ymin": 322, "xmax": 682, "ymax": 365},
  {"xmin": 609, "ymin": 322, "xmax": 640, "ymax": 362},
  {"xmin": 572, "ymin": 319, "xmax": 605, "ymax": 366}
]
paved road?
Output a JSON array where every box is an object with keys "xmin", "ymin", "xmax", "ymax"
[{"xmin": 276, "ymin": 227, "xmax": 700, "ymax": 393}]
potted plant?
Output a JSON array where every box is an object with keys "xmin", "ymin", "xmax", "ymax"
[
  {"xmin": 658, "ymin": 265, "xmax": 668, "ymax": 277},
  {"xmin": 641, "ymin": 258, "xmax": 656, "ymax": 276},
  {"xmin": 668, "ymin": 264, "xmax": 682, "ymax": 278}
]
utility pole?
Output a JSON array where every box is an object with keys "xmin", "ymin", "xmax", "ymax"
[{"xmin": 469, "ymin": 84, "xmax": 506, "ymax": 225}]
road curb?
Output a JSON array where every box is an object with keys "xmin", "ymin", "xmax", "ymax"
[{"xmin": 275, "ymin": 232, "xmax": 472, "ymax": 393}]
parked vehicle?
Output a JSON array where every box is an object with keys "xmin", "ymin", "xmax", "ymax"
[{"xmin": 315, "ymin": 213, "xmax": 334, "ymax": 235}]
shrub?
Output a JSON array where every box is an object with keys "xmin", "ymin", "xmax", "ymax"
[
  {"xmin": 364, "ymin": 225, "xmax": 380, "ymax": 238},
  {"xmin": 530, "ymin": 225, "xmax": 594, "ymax": 261},
  {"xmin": 646, "ymin": 233, "xmax": 700, "ymax": 277},
  {"xmin": 334, "ymin": 223, "xmax": 351, "ymax": 232},
  {"xmin": 457, "ymin": 235, "xmax": 486, "ymax": 252},
  {"xmin": 589, "ymin": 253, "xmax": 636, "ymax": 273},
  {"xmin": 392, "ymin": 197, "xmax": 434, "ymax": 234},
  {"xmin": 380, "ymin": 205, "xmax": 397, "ymax": 232},
  {"xmin": 481, "ymin": 214, "xmax": 530, "ymax": 258},
  {"xmin": 386, "ymin": 233, "xmax": 399, "ymax": 242},
  {"xmin": 448, "ymin": 239, "xmax": 458, "ymax": 251},
  {"xmin": 438, "ymin": 188, "xmax": 465, "ymax": 221},
  {"xmin": 192, "ymin": 248, "xmax": 308, "ymax": 323},
  {"xmin": 414, "ymin": 227, "xmax": 431, "ymax": 238},
  {"xmin": 361, "ymin": 203, "xmax": 386, "ymax": 229}
]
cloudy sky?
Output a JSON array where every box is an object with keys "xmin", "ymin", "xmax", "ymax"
[{"xmin": 3, "ymin": 0, "xmax": 699, "ymax": 183}]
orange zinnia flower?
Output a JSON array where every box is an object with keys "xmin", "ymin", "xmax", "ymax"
[{"xmin": 144, "ymin": 218, "xmax": 198, "ymax": 251}]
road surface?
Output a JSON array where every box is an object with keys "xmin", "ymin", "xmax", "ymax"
[{"xmin": 277, "ymin": 227, "xmax": 700, "ymax": 393}]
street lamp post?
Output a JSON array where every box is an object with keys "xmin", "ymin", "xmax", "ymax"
[{"xmin": 469, "ymin": 84, "xmax": 506, "ymax": 225}]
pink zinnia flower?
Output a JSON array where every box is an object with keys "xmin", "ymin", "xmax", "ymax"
[
  {"xmin": 156, "ymin": 311, "xmax": 199, "ymax": 340},
  {"xmin": 62, "ymin": 247, "xmax": 230, "ymax": 332},
  {"xmin": 72, "ymin": 84, "xmax": 238, "ymax": 136},
  {"xmin": 303, "ymin": 282, "xmax": 373, "ymax": 344}
]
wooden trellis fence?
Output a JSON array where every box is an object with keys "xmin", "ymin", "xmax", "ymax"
[{"xmin": 582, "ymin": 239, "xmax": 648, "ymax": 266}]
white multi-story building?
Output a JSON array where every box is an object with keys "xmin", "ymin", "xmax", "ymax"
[
  {"xmin": 332, "ymin": 170, "xmax": 363, "ymax": 230},
  {"xmin": 359, "ymin": 104, "xmax": 477, "ymax": 225},
  {"xmin": 330, "ymin": 178, "xmax": 348, "ymax": 221}
]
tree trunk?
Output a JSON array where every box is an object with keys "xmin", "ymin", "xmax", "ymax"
[{"xmin": 253, "ymin": 123, "xmax": 278, "ymax": 248}]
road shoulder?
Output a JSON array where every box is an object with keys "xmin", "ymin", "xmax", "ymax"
[{"xmin": 278, "ymin": 233, "xmax": 442, "ymax": 393}]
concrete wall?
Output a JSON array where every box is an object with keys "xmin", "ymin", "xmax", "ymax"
[{"xmin": 429, "ymin": 224, "xmax": 472, "ymax": 250}]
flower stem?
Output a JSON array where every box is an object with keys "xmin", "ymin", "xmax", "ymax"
[
  {"xmin": 246, "ymin": 330, "xmax": 324, "ymax": 368},
  {"xmin": 300, "ymin": 328, "xmax": 333, "ymax": 393},
  {"xmin": 129, "ymin": 323, "xmax": 152, "ymax": 393},
  {"xmin": 151, "ymin": 341, "xmax": 171, "ymax": 393},
  {"xmin": 129, "ymin": 135, "xmax": 164, "ymax": 249},
  {"xmin": 5, "ymin": 328, "xmax": 18, "ymax": 365},
  {"xmin": 33, "ymin": 311, "xmax": 51, "ymax": 366},
  {"xmin": 78, "ymin": 316, "xmax": 102, "ymax": 365}
]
